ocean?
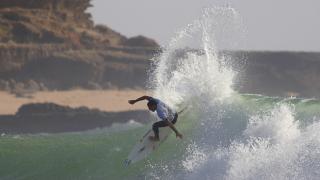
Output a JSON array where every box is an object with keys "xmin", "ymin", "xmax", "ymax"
[{"xmin": 1, "ymin": 7, "xmax": 320, "ymax": 180}]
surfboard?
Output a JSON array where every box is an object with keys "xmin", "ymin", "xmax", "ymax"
[
  {"xmin": 124, "ymin": 125, "xmax": 172, "ymax": 166},
  {"xmin": 124, "ymin": 106, "xmax": 188, "ymax": 166}
]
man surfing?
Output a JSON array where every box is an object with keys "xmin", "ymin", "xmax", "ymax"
[{"xmin": 128, "ymin": 96, "xmax": 183, "ymax": 141}]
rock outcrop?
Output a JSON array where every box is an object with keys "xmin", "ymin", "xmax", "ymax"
[
  {"xmin": 0, "ymin": 102, "xmax": 151, "ymax": 134},
  {"xmin": 0, "ymin": 0, "xmax": 160, "ymax": 95}
]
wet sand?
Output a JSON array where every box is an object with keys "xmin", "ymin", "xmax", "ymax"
[{"xmin": 0, "ymin": 90, "xmax": 149, "ymax": 115}]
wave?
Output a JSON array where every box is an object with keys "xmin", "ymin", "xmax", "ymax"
[{"xmin": 144, "ymin": 6, "xmax": 320, "ymax": 180}]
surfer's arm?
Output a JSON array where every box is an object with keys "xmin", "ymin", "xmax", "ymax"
[
  {"xmin": 166, "ymin": 119, "xmax": 183, "ymax": 139},
  {"xmin": 128, "ymin": 96, "xmax": 152, "ymax": 104}
]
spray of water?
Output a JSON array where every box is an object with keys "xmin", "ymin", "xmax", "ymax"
[
  {"xmin": 145, "ymin": 6, "xmax": 320, "ymax": 180},
  {"xmin": 149, "ymin": 7, "xmax": 243, "ymax": 108}
]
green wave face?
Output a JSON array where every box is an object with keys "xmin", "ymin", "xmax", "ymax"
[
  {"xmin": 0, "ymin": 129, "xmax": 139, "ymax": 180},
  {"xmin": 1, "ymin": 94, "xmax": 320, "ymax": 180},
  {"xmin": 0, "ymin": 114, "xmax": 197, "ymax": 180}
]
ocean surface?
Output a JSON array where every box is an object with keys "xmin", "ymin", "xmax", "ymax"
[{"xmin": 1, "ymin": 7, "xmax": 320, "ymax": 180}]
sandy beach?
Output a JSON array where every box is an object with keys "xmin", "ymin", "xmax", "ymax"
[{"xmin": 0, "ymin": 89, "xmax": 149, "ymax": 115}]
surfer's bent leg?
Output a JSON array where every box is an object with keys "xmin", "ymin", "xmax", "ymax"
[
  {"xmin": 172, "ymin": 113, "xmax": 178, "ymax": 124},
  {"xmin": 152, "ymin": 113, "xmax": 178, "ymax": 139},
  {"xmin": 152, "ymin": 121, "xmax": 168, "ymax": 139}
]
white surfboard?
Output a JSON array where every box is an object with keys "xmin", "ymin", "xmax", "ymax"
[
  {"xmin": 124, "ymin": 125, "xmax": 172, "ymax": 166},
  {"xmin": 124, "ymin": 106, "xmax": 188, "ymax": 166}
]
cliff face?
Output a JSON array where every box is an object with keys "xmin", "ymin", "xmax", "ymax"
[
  {"xmin": 0, "ymin": 0, "xmax": 160, "ymax": 47},
  {"xmin": 232, "ymin": 51, "xmax": 320, "ymax": 98},
  {"xmin": 0, "ymin": 0, "xmax": 160, "ymax": 95},
  {"xmin": 0, "ymin": 0, "xmax": 92, "ymax": 26},
  {"xmin": 0, "ymin": 0, "xmax": 91, "ymax": 10},
  {"xmin": 0, "ymin": 44, "xmax": 156, "ymax": 94},
  {"xmin": 0, "ymin": 2, "xmax": 125, "ymax": 46}
]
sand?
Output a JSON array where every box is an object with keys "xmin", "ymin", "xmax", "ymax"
[{"xmin": 0, "ymin": 90, "xmax": 150, "ymax": 115}]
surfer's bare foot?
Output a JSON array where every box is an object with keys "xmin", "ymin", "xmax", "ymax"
[{"xmin": 148, "ymin": 136, "xmax": 159, "ymax": 141}]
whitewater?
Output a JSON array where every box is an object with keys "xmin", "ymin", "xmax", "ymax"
[{"xmin": 1, "ymin": 7, "xmax": 320, "ymax": 180}]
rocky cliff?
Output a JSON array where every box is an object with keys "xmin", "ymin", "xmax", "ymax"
[
  {"xmin": 0, "ymin": 102, "xmax": 151, "ymax": 134},
  {"xmin": 232, "ymin": 51, "xmax": 320, "ymax": 98},
  {"xmin": 0, "ymin": 0, "xmax": 159, "ymax": 95},
  {"xmin": 1, "ymin": 0, "xmax": 320, "ymax": 99}
]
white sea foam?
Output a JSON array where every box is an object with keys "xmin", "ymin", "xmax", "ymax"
[
  {"xmin": 146, "ymin": 6, "xmax": 320, "ymax": 180},
  {"xmin": 149, "ymin": 7, "xmax": 241, "ymax": 109}
]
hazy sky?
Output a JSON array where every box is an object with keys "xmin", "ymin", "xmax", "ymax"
[{"xmin": 89, "ymin": 0, "xmax": 320, "ymax": 51}]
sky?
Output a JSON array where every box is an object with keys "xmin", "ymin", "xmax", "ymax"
[{"xmin": 89, "ymin": 0, "xmax": 320, "ymax": 51}]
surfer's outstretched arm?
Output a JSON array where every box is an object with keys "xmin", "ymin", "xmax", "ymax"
[
  {"xmin": 128, "ymin": 96, "xmax": 152, "ymax": 104},
  {"xmin": 166, "ymin": 119, "xmax": 183, "ymax": 139}
]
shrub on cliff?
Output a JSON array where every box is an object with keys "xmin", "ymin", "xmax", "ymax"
[
  {"xmin": 0, "ymin": 0, "xmax": 92, "ymax": 15},
  {"xmin": 124, "ymin": 35, "xmax": 159, "ymax": 48}
]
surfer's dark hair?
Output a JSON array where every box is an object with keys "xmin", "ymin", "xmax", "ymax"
[{"xmin": 147, "ymin": 99, "xmax": 157, "ymax": 106}]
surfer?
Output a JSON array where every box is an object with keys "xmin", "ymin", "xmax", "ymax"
[{"xmin": 128, "ymin": 96, "xmax": 183, "ymax": 141}]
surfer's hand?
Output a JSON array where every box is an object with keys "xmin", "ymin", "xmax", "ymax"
[
  {"xmin": 176, "ymin": 133, "xmax": 183, "ymax": 139},
  {"xmin": 128, "ymin": 100, "xmax": 136, "ymax": 104}
]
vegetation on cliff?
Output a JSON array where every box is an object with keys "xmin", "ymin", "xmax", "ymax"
[
  {"xmin": 0, "ymin": 0, "xmax": 158, "ymax": 47},
  {"xmin": 0, "ymin": 0, "xmax": 160, "ymax": 95}
]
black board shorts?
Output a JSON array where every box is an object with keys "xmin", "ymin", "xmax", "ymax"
[
  {"xmin": 152, "ymin": 113, "xmax": 178, "ymax": 137},
  {"xmin": 171, "ymin": 113, "xmax": 178, "ymax": 124}
]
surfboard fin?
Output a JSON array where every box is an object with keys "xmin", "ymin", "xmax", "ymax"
[
  {"xmin": 138, "ymin": 146, "xmax": 145, "ymax": 153},
  {"xmin": 124, "ymin": 159, "xmax": 131, "ymax": 167}
]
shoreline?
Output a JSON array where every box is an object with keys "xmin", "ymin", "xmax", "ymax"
[{"xmin": 0, "ymin": 89, "xmax": 150, "ymax": 115}]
